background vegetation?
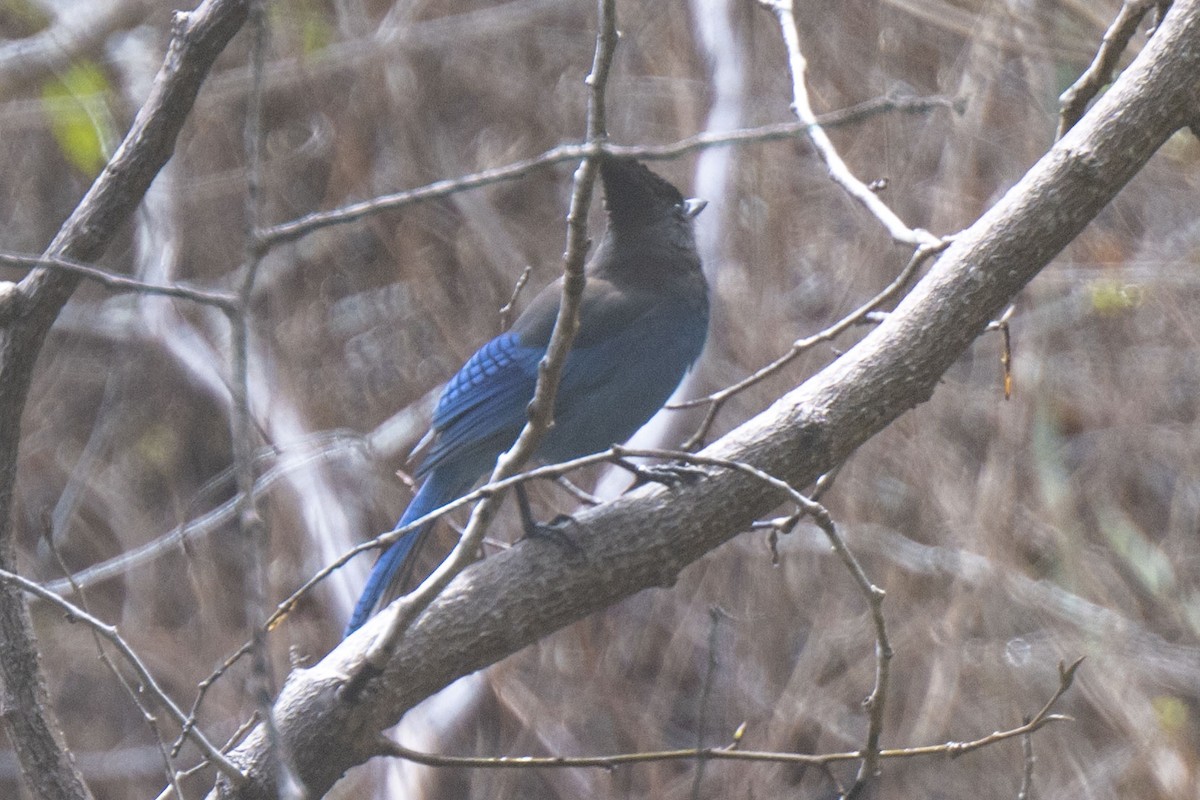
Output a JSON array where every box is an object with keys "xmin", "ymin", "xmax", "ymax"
[{"xmin": 0, "ymin": 0, "xmax": 1197, "ymax": 797}]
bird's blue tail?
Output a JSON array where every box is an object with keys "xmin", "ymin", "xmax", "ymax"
[{"xmin": 344, "ymin": 467, "xmax": 469, "ymax": 636}]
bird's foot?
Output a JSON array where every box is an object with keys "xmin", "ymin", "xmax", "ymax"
[
  {"xmin": 523, "ymin": 514, "xmax": 582, "ymax": 555},
  {"xmin": 515, "ymin": 484, "xmax": 582, "ymax": 554},
  {"xmin": 616, "ymin": 458, "xmax": 707, "ymax": 490}
]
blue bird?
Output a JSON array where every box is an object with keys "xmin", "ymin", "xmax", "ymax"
[{"xmin": 346, "ymin": 156, "xmax": 709, "ymax": 636}]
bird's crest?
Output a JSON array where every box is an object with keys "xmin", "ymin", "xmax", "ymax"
[{"xmin": 599, "ymin": 155, "xmax": 686, "ymax": 222}]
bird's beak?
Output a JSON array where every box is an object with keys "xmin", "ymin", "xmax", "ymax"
[{"xmin": 683, "ymin": 198, "xmax": 707, "ymax": 219}]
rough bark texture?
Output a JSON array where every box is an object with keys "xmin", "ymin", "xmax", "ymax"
[
  {"xmin": 0, "ymin": 2, "xmax": 249, "ymax": 798},
  {"xmin": 208, "ymin": 2, "xmax": 1200, "ymax": 798}
]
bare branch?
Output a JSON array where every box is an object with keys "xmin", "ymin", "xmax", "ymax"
[
  {"xmin": 0, "ymin": 251, "xmax": 237, "ymax": 310},
  {"xmin": 1017, "ymin": 720, "xmax": 1036, "ymax": 800},
  {"xmin": 0, "ymin": 0, "xmax": 156, "ymax": 99},
  {"xmin": 689, "ymin": 606, "xmax": 726, "ymax": 798},
  {"xmin": 44, "ymin": 536, "xmax": 186, "ymax": 799},
  {"xmin": 675, "ymin": 239, "xmax": 948, "ymax": 450},
  {"xmin": 1058, "ymin": 0, "xmax": 1159, "ymax": 138},
  {"xmin": 0, "ymin": 567, "xmax": 245, "ymax": 784},
  {"xmin": 498, "ymin": 264, "xmax": 534, "ymax": 331},
  {"xmin": 227, "ymin": 3, "xmax": 302, "ymax": 797},
  {"xmin": 759, "ymin": 0, "xmax": 940, "ymax": 249},
  {"xmin": 258, "ymin": 96, "xmax": 960, "ymax": 249},
  {"xmin": 374, "ymin": 663, "xmax": 1075, "ymax": 771}
]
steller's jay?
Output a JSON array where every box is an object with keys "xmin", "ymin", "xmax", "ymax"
[{"xmin": 345, "ymin": 156, "xmax": 709, "ymax": 636}]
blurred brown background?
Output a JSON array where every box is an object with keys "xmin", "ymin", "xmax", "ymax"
[{"xmin": 1, "ymin": 0, "xmax": 1198, "ymax": 797}]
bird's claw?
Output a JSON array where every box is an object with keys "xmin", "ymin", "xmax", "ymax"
[
  {"xmin": 619, "ymin": 459, "xmax": 707, "ymax": 489},
  {"xmin": 523, "ymin": 515, "xmax": 583, "ymax": 556}
]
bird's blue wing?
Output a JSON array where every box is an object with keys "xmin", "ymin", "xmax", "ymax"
[{"xmin": 418, "ymin": 332, "xmax": 542, "ymax": 476}]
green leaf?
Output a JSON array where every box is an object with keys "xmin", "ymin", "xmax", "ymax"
[{"xmin": 40, "ymin": 60, "xmax": 113, "ymax": 177}]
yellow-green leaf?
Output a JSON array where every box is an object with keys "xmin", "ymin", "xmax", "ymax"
[{"xmin": 41, "ymin": 60, "xmax": 113, "ymax": 177}]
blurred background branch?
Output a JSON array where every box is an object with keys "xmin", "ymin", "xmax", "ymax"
[{"xmin": 0, "ymin": 0, "xmax": 158, "ymax": 99}]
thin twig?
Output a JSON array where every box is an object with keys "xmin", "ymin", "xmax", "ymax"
[
  {"xmin": 988, "ymin": 305, "xmax": 1016, "ymax": 400},
  {"xmin": 1058, "ymin": 0, "xmax": 1157, "ymax": 139},
  {"xmin": 628, "ymin": 94, "xmax": 963, "ymax": 160},
  {"xmin": 178, "ymin": 642, "xmax": 254, "ymax": 758},
  {"xmin": 690, "ymin": 606, "xmax": 726, "ymax": 800},
  {"xmin": 377, "ymin": 662, "xmax": 1077, "ymax": 770},
  {"xmin": 606, "ymin": 447, "xmax": 893, "ymax": 792},
  {"xmin": 258, "ymin": 95, "xmax": 959, "ymax": 248},
  {"xmin": 44, "ymin": 533, "xmax": 187, "ymax": 799},
  {"xmin": 158, "ymin": 712, "xmax": 262, "ymax": 800},
  {"xmin": 676, "ymin": 240, "xmax": 948, "ymax": 450},
  {"xmin": 231, "ymin": 3, "xmax": 301, "ymax": 797},
  {"xmin": 498, "ymin": 264, "xmax": 534, "ymax": 331},
  {"xmin": 255, "ymin": 443, "xmax": 823, "ymax": 645},
  {"xmin": 0, "ymin": 252, "xmax": 237, "ymax": 310},
  {"xmin": 268, "ymin": 449, "xmax": 636, "ymax": 629},
  {"xmin": 1017, "ymin": 717, "xmax": 1035, "ymax": 800},
  {"xmin": 262, "ymin": 437, "xmax": 828, "ymax": 637},
  {"xmin": 759, "ymin": 0, "xmax": 940, "ymax": 249},
  {"xmin": 0, "ymin": 567, "xmax": 244, "ymax": 783},
  {"xmin": 552, "ymin": 475, "xmax": 603, "ymax": 507},
  {"xmin": 759, "ymin": 462, "xmax": 842, "ymax": 572}
]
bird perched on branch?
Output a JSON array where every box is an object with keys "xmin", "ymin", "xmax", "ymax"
[{"xmin": 346, "ymin": 155, "xmax": 709, "ymax": 636}]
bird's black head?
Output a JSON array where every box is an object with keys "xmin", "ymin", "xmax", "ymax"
[{"xmin": 598, "ymin": 155, "xmax": 704, "ymax": 229}]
